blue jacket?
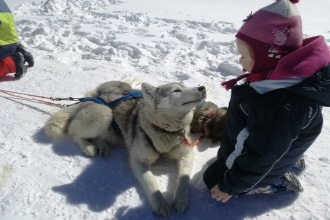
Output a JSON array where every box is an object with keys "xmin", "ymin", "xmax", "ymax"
[{"xmin": 218, "ymin": 36, "xmax": 330, "ymax": 195}]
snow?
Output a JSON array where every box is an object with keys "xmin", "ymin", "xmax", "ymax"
[{"xmin": 1, "ymin": 0, "xmax": 330, "ymax": 219}]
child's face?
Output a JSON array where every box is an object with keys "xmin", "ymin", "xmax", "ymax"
[{"xmin": 236, "ymin": 39, "xmax": 254, "ymax": 73}]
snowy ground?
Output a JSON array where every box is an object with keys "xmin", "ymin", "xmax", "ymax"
[{"xmin": 1, "ymin": 0, "xmax": 330, "ymax": 219}]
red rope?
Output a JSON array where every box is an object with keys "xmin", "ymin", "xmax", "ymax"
[
  {"xmin": 151, "ymin": 122, "xmax": 203, "ymax": 147},
  {"xmin": 0, "ymin": 89, "xmax": 52, "ymax": 99},
  {"xmin": 183, "ymin": 135, "xmax": 203, "ymax": 147},
  {"xmin": 0, "ymin": 89, "xmax": 66, "ymax": 108}
]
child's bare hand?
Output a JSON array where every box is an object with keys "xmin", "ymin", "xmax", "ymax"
[{"xmin": 210, "ymin": 185, "xmax": 232, "ymax": 203}]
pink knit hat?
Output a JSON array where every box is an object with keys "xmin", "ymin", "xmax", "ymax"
[{"xmin": 235, "ymin": 0, "xmax": 303, "ymax": 74}]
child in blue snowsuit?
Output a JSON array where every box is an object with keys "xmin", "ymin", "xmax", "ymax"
[{"xmin": 203, "ymin": 0, "xmax": 330, "ymax": 202}]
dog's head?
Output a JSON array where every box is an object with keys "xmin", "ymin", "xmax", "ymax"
[
  {"xmin": 141, "ymin": 82, "xmax": 206, "ymax": 116},
  {"xmin": 204, "ymin": 107, "xmax": 227, "ymax": 143},
  {"xmin": 190, "ymin": 101, "xmax": 227, "ymax": 143},
  {"xmin": 190, "ymin": 101, "xmax": 218, "ymax": 133}
]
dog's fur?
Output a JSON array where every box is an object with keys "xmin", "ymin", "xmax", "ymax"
[
  {"xmin": 190, "ymin": 101, "xmax": 227, "ymax": 143},
  {"xmin": 44, "ymin": 81, "xmax": 206, "ymax": 216}
]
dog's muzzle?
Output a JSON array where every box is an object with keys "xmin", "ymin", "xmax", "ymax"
[{"xmin": 198, "ymin": 86, "xmax": 206, "ymax": 91}]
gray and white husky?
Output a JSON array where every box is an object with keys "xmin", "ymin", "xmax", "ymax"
[{"xmin": 44, "ymin": 81, "xmax": 206, "ymax": 216}]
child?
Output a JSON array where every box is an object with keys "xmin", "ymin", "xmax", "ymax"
[
  {"xmin": 0, "ymin": 0, "xmax": 34, "ymax": 78},
  {"xmin": 203, "ymin": 0, "xmax": 330, "ymax": 203}
]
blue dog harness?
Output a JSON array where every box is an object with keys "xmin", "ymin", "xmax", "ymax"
[
  {"xmin": 78, "ymin": 90, "xmax": 165, "ymax": 152},
  {"xmin": 78, "ymin": 90, "xmax": 143, "ymax": 136},
  {"xmin": 78, "ymin": 90, "xmax": 143, "ymax": 108}
]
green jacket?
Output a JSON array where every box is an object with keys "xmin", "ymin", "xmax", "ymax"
[{"xmin": 0, "ymin": 0, "xmax": 18, "ymax": 46}]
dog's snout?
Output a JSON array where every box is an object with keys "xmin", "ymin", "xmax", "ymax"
[{"xmin": 198, "ymin": 86, "xmax": 206, "ymax": 91}]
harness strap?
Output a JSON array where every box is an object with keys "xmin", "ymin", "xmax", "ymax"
[
  {"xmin": 111, "ymin": 120, "xmax": 123, "ymax": 137},
  {"xmin": 107, "ymin": 91, "xmax": 143, "ymax": 108},
  {"xmin": 78, "ymin": 90, "xmax": 143, "ymax": 107},
  {"xmin": 144, "ymin": 131, "xmax": 158, "ymax": 152},
  {"xmin": 78, "ymin": 97, "xmax": 107, "ymax": 105},
  {"xmin": 78, "ymin": 91, "xmax": 143, "ymax": 137}
]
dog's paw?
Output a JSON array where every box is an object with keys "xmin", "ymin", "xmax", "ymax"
[
  {"xmin": 82, "ymin": 145, "xmax": 97, "ymax": 157},
  {"xmin": 97, "ymin": 146, "xmax": 109, "ymax": 157},
  {"xmin": 173, "ymin": 194, "xmax": 189, "ymax": 214},
  {"xmin": 151, "ymin": 191, "xmax": 171, "ymax": 217}
]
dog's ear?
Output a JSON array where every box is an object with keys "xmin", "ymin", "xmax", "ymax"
[{"xmin": 141, "ymin": 82, "xmax": 155, "ymax": 102}]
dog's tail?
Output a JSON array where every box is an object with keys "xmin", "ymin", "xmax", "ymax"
[{"xmin": 44, "ymin": 106, "xmax": 77, "ymax": 141}]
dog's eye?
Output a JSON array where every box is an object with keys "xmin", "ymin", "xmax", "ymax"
[{"xmin": 173, "ymin": 89, "xmax": 181, "ymax": 93}]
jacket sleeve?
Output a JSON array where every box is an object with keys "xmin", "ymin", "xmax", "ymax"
[
  {"xmin": 219, "ymin": 92, "xmax": 320, "ymax": 195},
  {"xmin": 0, "ymin": 1, "xmax": 18, "ymax": 46}
]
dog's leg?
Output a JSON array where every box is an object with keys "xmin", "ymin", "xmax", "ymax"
[
  {"xmin": 67, "ymin": 104, "xmax": 112, "ymax": 157},
  {"xmin": 129, "ymin": 156, "xmax": 171, "ymax": 217},
  {"xmin": 71, "ymin": 138, "xmax": 98, "ymax": 156},
  {"xmin": 168, "ymin": 146, "xmax": 194, "ymax": 213},
  {"xmin": 88, "ymin": 137, "xmax": 110, "ymax": 157}
]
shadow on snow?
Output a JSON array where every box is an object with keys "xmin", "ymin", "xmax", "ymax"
[{"xmin": 33, "ymin": 128, "xmax": 299, "ymax": 220}]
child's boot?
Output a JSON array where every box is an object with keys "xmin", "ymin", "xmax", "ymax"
[
  {"xmin": 293, "ymin": 155, "xmax": 306, "ymax": 170},
  {"xmin": 11, "ymin": 52, "xmax": 27, "ymax": 78},
  {"xmin": 280, "ymin": 171, "xmax": 303, "ymax": 192},
  {"xmin": 16, "ymin": 43, "xmax": 34, "ymax": 67}
]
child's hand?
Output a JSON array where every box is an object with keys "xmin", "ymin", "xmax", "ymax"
[{"xmin": 210, "ymin": 185, "xmax": 232, "ymax": 203}]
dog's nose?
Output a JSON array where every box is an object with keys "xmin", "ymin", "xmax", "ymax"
[{"xmin": 198, "ymin": 86, "xmax": 206, "ymax": 91}]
